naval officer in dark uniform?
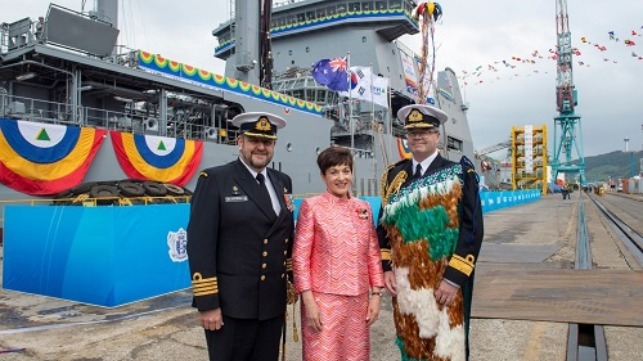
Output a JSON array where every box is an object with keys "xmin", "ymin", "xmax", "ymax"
[
  {"xmin": 187, "ymin": 112, "xmax": 295, "ymax": 361},
  {"xmin": 377, "ymin": 104, "xmax": 484, "ymax": 360}
]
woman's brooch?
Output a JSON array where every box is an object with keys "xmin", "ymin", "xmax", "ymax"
[{"xmin": 358, "ymin": 208, "xmax": 369, "ymax": 219}]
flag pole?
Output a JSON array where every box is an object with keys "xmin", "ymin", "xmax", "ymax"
[
  {"xmin": 370, "ymin": 64, "xmax": 377, "ymax": 195},
  {"xmin": 347, "ymin": 52, "xmax": 356, "ymax": 195},
  {"xmin": 387, "ymin": 81, "xmax": 393, "ymax": 165},
  {"xmin": 348, "ymin": 52, "xmax": 353, "ymax": 155}
]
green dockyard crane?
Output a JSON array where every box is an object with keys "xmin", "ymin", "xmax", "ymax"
[{"xmin": 550, "ymin": 0, "xmax": 586, "ymax": 185}]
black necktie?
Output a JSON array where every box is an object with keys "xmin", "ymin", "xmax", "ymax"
[
  {"xmin": 414, "ymin": 164, "xmax": 423, "ymax": 179},
  {"xmin": 255, "ymin": 173, "xmax": 276, "ymax": 218}
]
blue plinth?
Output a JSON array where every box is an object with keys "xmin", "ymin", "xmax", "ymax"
[{"xmin": 3, "ymin": 204, "xmax": 190, "ymax": 307}]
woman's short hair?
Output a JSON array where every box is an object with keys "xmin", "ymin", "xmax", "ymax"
[{"xmin": 317, "ymin": 146, "xmax": 353, "ymax": 175}]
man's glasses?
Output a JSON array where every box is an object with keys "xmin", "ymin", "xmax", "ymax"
[{"xmin": 407, "ymin": 129, "xmax": 439, "ymax": 138}]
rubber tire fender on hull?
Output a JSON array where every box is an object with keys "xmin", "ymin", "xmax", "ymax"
[
  {"xmin": 142, "ymin": 181, "xmax": 168, "ymax": 196},
  {"xmin": 163, "ymin": 183, "xmax": 185, "ymax": 195},
  {"xmin": 89, "ymin": 185, "xmax": 119, "ymax": 198},
  {"xmin": 118, "ymin": 181, "xmax": 146, "ymax": 197}
]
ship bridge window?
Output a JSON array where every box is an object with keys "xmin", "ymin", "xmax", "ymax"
[
  {"xmin": 292, "ymin": 90, "xmax": 304, "ymax": 99},
  {"xmin": 316, "ymin": 9, "xmax": 326, "ymax": 18},
  {"xmin": 362, "ymin": 2, "xmax": 372, "ymax": 11},
  {"xmin": 389, "ymin": 0, "xmax": 402, "ymax": 10},
  {"xmin": 349, "ymin": 2, "xmax": 361, "ymax": 12},
  {"xmin": 447, "ymin": 136, "xmax": 463, "ymax": 152},
  {"xmin": 316, "ymin": 90, "xmax": 326, "ymax": 103},
  {"xmin": 328, "ymin": 6, "xmax": 336, "ymax": 16},
  {"xmin": 306, "ymin": 89, "xmax": 315, "ymax": 101},
  {"xmin": 376, "ymin": 1, "xmax": 386, "ymax": 10},
  {"xmin": 306, "ymin": 11, "xmax": 315, "ymax": 20}
]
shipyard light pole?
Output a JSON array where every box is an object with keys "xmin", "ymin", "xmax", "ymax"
[{"xmin": 550, "ymin": 0, "xmax": 586, "ymax": 185}]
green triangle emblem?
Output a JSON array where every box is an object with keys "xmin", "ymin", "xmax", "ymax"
[
  {"xmin": 36, "ymin": 129, "xmax": 51, "ymax": 141},
  {"xmin": 158, "ymin": 141, "xmax": 166, "ymax": 151}
]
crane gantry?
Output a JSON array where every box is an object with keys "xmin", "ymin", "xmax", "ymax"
[{"xmin": 550, "ymin": 0, "xmax": 586, "ymax": 185}]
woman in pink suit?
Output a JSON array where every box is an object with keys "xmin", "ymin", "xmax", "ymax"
[{"xmin": 293, "ymin": 146, "xmax": 385, "ymax": 361}]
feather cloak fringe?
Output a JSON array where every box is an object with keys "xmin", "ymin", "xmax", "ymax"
[{"xmin": 382, "ymin": 163, "xmax": 466, "ymax": 361}]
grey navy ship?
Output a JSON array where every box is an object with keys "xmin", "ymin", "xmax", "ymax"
[{"xmin": 0, "ymin": 0, "xmax": 476, "ymax": 216}]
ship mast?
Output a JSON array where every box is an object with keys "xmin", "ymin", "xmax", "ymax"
[
  {"xmin": 550, "ymin": 0, "xmax": 586, "ymax": 185},
  {"xmin": 260, "ymin": 0, "xmax": 274, "ymax": 88},
  {"xmin": 229, "ymin": 0, "xmax": 273, "ymax": 86}
]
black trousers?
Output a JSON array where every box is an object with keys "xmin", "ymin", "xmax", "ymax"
[{"xmin": 204, "ymin": 314, "xmax": 284, "ymax": 361}]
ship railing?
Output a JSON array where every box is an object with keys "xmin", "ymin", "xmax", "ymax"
[
  {"xmin": 0, "ymin": 93, "xmax": 240, "ymax": 144},
  {"xmin": 0, "ymin": 93, "xmax": 81, "ymax": 126}
]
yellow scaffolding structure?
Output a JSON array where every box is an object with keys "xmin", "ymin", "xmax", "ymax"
[{"xmin": 511, "ymin": 124, "xmax": 548, "ymax": 195}]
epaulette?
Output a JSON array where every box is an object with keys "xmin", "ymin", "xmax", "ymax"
[
  {"xmin": 459, "ymin": 156, "xmax": 480, "ymax": 182},
  {"xmin": 198, "ymin": 170, "xmax": 208, "ymax": 178}
]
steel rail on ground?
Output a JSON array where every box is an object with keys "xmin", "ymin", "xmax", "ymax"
[
  {"xmin": 589, "ymin": 194, "xmax": 643, "ymax": 266},
  {"xmin": 566, "ymin": 195, "xmax": 608, "ymax": 361}
]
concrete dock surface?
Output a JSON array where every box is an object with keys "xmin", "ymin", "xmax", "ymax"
[{"xmin": 1, "ymin": 192, "xmax": 641, "ymax": 360}]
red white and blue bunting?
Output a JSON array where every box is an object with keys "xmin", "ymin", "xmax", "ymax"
[
  {"xmin": 0, "ymin": 118, "xmax": 106, "ymax": 195},
  {"xmin": 110, "ymin": 131, "xmax": 203, "ymax": 186}
]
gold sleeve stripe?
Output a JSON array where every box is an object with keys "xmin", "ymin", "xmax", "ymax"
[
  {"xmin": 192, "ymin": 279, "xmax": 218, "ymax": 287},
  {"xmin": 191, "ymin": 273, "xmax": 219, "ymax": 295},
  {"xmin": 193, "ymin": 285, "xmax": 219, "ymax": 296},
  {"xmin": 192, "ymin": 273, "xmax": 216, "ymax": 282},
  {"xmin": 448, "ymin": 254, "xmax": 476, "ymax": 276},
  {"xmin": 192, "ymin": 278, "xmax": 217, "ymax": 285},
  {"xmin": 286, "ymin": 259, "xmax": 293, "ymax": 271},
  {"xmin": 381, "ymin": 249, "xmax": 391, "ymax": 261}
]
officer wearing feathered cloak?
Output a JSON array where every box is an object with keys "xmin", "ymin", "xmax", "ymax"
[{"xmin": 377, "ymin": 104, "xmax": 484, "ymax": 361}]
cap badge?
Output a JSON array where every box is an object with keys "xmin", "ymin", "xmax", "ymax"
[
  {"xmin": 408, "ymin": 109, "xmax": 423, "ymax": 123},
  {"xmin": 256, "ymin": 117, "xmax": 271, "ymax": 131}
]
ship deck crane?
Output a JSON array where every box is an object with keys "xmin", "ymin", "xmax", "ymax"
[{"xmin": 550, "ymin": 0, "xmax": 586, "ymax": 185}]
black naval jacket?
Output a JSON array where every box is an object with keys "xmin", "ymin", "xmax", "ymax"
[
  {"xmin": 187, "ymin": 159, "xmax": 294, "ymax": 321},
  {"xmin": 377, "ymin": 154, "xmax": 484, "ymax": 288}
]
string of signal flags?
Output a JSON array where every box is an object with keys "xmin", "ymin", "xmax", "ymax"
[{"xmin": 460, "ymin": 26, "xmax": 641, "ymax": 87}]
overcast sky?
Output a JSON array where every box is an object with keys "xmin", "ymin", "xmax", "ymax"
[{"xmin": 6, "ymin": 0, "xmax": 642, "ymax": 157}]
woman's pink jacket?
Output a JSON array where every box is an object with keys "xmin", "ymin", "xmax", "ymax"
[{"xmin": 293, "ymin": 192, "xmax": 384, "ymax": 295}]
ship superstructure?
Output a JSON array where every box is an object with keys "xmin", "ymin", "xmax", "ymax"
[
  {"xmin": 214, "ymin": 0, "xmax": 474, "ymax": 164},
  {"xmin": 0, "ymin": 0, "xmax": 475, "ymax": 213}
]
